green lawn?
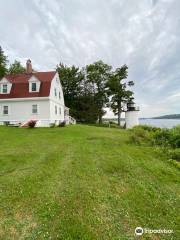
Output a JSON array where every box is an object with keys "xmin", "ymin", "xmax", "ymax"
[{"xmin": 0, "ymin": 125, "xmax": 179, "ymax": 240}]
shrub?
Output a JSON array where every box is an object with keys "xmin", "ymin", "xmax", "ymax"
[
  {"xmin": 153, "ymin": 126, "xmax": 180, "ymax": 148},
  {"xmin": 168, "ymin": 149, "xmax": 180, "ymax": 162},
  {"xmin": 153, "ymin": 129, "xmax": 171, "ymax": 147},
  {"xmin": 130, "ymin": 127, "xmax": 151, "ymax": 145},
  {"xmin": 169, "ymin": 126, "xmax": 180, "ymax": 148},
  {"xmin": 109, "ymin": 121, "xmax": 116, "ymax": 124},
  {"xmin": 137, "ymin": 125, "xmax": 160, "ymax": 132},
  {"xmin": 28, "ymin": 120, "xmax": 37, "ymax": 128},
  {"xmin": 50, "ymin": 123, "xmax": 56, "ymax": 128},
  {"xmin": 130, "ymin": 125, "xmax": 180, "ymax": 164},
  {"xmin": 131, "ymin": 125, "xmax": 180, "ymax": 148},
  {"xmin": 59, "ymin": 121, "xmax": 66, "ymax": 127}
]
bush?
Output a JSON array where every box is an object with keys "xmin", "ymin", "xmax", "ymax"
[
  {"xmin": 50, "ymin": 123, "xmax": 56, "ymax": 128},
  {"xmin": 59, "ymin": 121, "xmax": 66, "ymax": 127},
  {"xmin": 130, "ymin": 125, "xmax": 180, "ymax": 164},
  {"xmin": 109, "ymin": 121, "xmax": 116, "ymax": 124},
  {"xmin": 153, "ymin": 129, "xmax": 171, "ymax": 147},
  {"xmin": 131, "ymin": 125, "xmax": 180, "ymax": 148},
  {"xmin": 170, "ymin": 125, "xmax": 180, "ymax": 148},
  {"xmin": 168, "ymin": 149, "xmax": 180, "ymax": 162},
  {"xmin": 130, "ymin": 127, "xmax": 151, "ymax": 145},
  {"xmin": 153, "ymin": 126, "xmax": 180, "ymax": 148},
  {"xmin": 28, "ymin": 120, "xmax": 37, "ymax": 128},
  {"xmin": 137, "ymin": 125, "xmax": 160, "ymax": 132}
]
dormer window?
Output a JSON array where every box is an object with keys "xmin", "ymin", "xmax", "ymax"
[
  {"xmin": 0, "ymin": 79, "xmax": 12, "ymax": 94},
  {"xmin": 2, "ymin": 84, "xmax": 7, "ymax": 93},
  {"xmin": 31, "ymin": 83, "xmax": 37, "ymax": 92},
  {"xmin": 28, "ymin": 76, "xmax": 40, "ymax": 93}
]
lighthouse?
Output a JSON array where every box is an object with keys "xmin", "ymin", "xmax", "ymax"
[{"xmin": 125, "ymin": 98, "xmax": 140, "ymax": 129}]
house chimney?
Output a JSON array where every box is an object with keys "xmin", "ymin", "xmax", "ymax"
[{"xmin": 26, "ymin": 59, "xmax": 32, "ymax": 74}]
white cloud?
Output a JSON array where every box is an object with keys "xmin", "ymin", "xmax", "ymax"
[{"xmin": 0, "ymin": 0, "xmax": 179, "ymax": 117}]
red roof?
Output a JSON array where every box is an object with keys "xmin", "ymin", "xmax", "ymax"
[{"xmin": 0, "ymin": 71, "xmax": 56, "ymax": 99}]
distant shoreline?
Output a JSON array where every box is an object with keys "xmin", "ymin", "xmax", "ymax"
[
  {"xmin": 151, "ymin": 114, "xmax": 180, "ymax": 119},
  {"xmin": 103, "ymin": 118, "xmax": 180, "ymax": 121},
  {"xmin": 103, "ymin": 114, "xmax": 180, "ymax": 121}
]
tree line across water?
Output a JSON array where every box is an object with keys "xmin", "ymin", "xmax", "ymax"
[{"xmin": 0, "ymin": 46, "xmax": 135, "ymax": 124}]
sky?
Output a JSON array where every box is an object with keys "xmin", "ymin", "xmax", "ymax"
[{"xmin": 0, "ymin": 0, "xmax": 180, "ymax": 118}]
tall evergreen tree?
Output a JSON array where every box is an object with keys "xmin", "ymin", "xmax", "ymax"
[
  {"xmin": 107, "ymin": 65, "xmax": 134, "ymax": 126},
  {"xmin": 56, "ymin": 63, "xmax": 83, "ymax": 117},
  {"xmin": 57, "ymin": 63, "xmax": 99, "ymax": 123},
  {"xmin": 8, "ymin": 60, "xmax": 25, "ymax": 74},
  {"xmin": 86, "ymin": 60, "xmax": 111, "ymax": 124},
  {"xmin": 0, "ymin": 46, "xmax": 8, "ymax": 79}
]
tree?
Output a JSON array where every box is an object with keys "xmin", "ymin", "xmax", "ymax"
[
  {"xmin": 0, "ymin": 46, "xmax": 8, "ymax": 79},
  {"xmin": 86, "ymin": 60, "xmax": 111, "ymax": 124},
  {"xmin": 57, "ymin": 63, "xmax": 99, "ymax": 123},
  {"xmin": 8, "ymin": 60, "xmax": 25, "ymax": 74},
  {"xmin": 75, "ymin": 94, "xmax": 99, "ymax": 123},
  {"xmin": 107, "ymin": 65, "xmax": 134, "ymax": 126},
  {"xmin": 57, "ymin": 62, "xmax": 134, "ymax": 125},
  {"xmin": 56, "ymin": 63, "xmax": 83, "ymax": 117}
]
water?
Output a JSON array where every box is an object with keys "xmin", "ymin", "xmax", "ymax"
[
  {"xmin": 106, "ymin": 118, "xmax": 180, "ymax": 128},
  {"xmin": 139, "ymin": 119, "xmax": 180, "ymax": 128},
  {"xmin": 117, "ymin": 119, "xmax": 180, "ymax": 128}
]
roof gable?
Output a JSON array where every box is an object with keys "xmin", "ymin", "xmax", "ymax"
[
  {"xmin": 0, "ymin": 71, "xmax": 56, "ymax": 99},
  {"xmin": 0, "ymin": 77, "xmax": 11, "ymax": 84},
  {"xmin": 28, "ymin": 75, "xmax": 40, "ymax": 82}
]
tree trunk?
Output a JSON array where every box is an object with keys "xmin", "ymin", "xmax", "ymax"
[
  {"xmin": 99, "ymin": 115, "xmax": 102, "ymax": 124},
  {"xmin": 118, "ymin": 100, "xmax": 121, "ymax": 126},
  {"xmin": 118, "ymin": 110, "xmax": 121, "ymax": 126}
]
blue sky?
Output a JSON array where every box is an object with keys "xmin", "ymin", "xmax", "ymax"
[{"xmin": 0, "ymin": 0, "xmax": 179, "ymax": 117}]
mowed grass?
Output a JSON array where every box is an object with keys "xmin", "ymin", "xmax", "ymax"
[{"xmin": 0, "ymin": 125, "xmax": 179, "ymax": 240}]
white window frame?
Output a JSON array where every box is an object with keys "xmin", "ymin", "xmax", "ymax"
[
  {"xmin": 0, "ymin": 78, "xmax": 12, "ymax": 94},
  {"xmin": 59, "ymin": 107, "xmax": 61, "ymax": 115},
  {"xmin": 32, "ymin": 104, "xmax": 38, "ymax": 114},
  {"xmin": 31, "ymin": 82, "xmax": 37, "ymax": 92},
  {"xmin": 3, "ymin": 105, "xmax": 9, "ymax": 115},
  {"xmin": 2, "ymin": 84, "xmax": 8, "ymax": 93},
  {"xmin": 28, "ymin": 76, "xmax": 40, "ymax": 93}
]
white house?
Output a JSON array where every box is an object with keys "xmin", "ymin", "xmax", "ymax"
[{"xmin": 0, "ymin": 60, "xmax": 75, "ymax": 127}]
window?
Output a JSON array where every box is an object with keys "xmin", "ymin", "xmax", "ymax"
[
  {"xmin": 59, "ymin": 107, "xmax": 61, "ymax": 115},
  {"xmin": 54, "ymin": 88, "xmax": 57, "ymax": 97},
  {"xmin": 2, "ymin": 84, "xmax": 7, "ymax": 93},
  {"xmin": 55, "ymin": 106, "xmax": 57, "ymax": 115},
  {"xmin": 3, "ymin": 106, "xmax": 8, "ymax": 115},
  {"xmin": 59, "ymin": 92, "xmax": 61, "ymax": 99},
  {"xmin": 31, "ymin": 83, "xmax": 37, "ymax": 92},
  {"xmin": 32, "ymin": 104, "xmax": 38, "ymax": 114}
]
